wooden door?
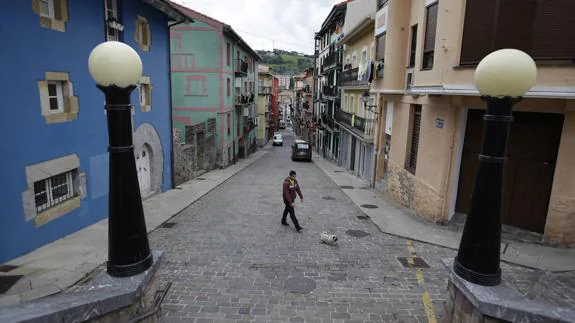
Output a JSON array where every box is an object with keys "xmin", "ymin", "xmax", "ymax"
[{"xmin": 455, "ymin": 110, "xmax": 563, "ymax": 233}]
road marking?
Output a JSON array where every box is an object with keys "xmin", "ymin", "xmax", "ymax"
[
  {"xmin": 421, "ymin": 291, "xmax": 438, "ymax": 323},
  {"xmin": 405, "ymin": 241, "xmax": 438, "ymax": 323}
]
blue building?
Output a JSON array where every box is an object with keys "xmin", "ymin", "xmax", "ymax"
[{"xmin": 0, "ymin": 0, "xmax": 188, "ymax": 263}]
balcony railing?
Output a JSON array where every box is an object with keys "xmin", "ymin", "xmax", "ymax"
[
  {"xmin": 321, "ymin": 113, "xmax": 337, "ymax": 130},
  {"xmin": 338, "ymin": 67, "xmax": 370, "ymax": 87},
  {"xmin": 321, "ymin": 49, "xmax": 342, "ymax": 75},
  {"xmin": 322, "ymin": 85, "xmax": 339, "ymax": 98},
  {"xmin": 235, "ymin": 59, "xmax": 248, "ymax": 75},
  {"xmin": 258, "ymin": 86, "xmax": 272, "ymax": 94},
  {"xmin": 235, "ymin": 93, "xmax": 254, "ymax": 106},
  {"xmin": 335, "ymin": 110, "xmax": 376, "ymax": 140}
]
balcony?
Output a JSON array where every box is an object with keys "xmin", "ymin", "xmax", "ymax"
[
  {"xmin": 338, "ymin": 67, "xmax": 370, "ymax": 87},
  {"xmin": 258, "ymin": 86, "xmax": 272, "ymax": 95},
  {"xmin": 321, "ymin": 49, "xmax": 342, "ymax": 75},
  {"xmin": 321, "ymin": 113, "xmax": 337, "ymax": 131},
  {"xmin": 235, "ymin": 92, "xmax": 254, "ymax": 107},
  {"xmin": 335, "ymin": 110, "xmax": 376, "ymax": 141},
  {"xmin": 235, "ymin": 58, "xmax": 248, "ymax": 76},
  {"xmin": 322, "ymin": 85, "xmax": 339, "ymax": 99}
]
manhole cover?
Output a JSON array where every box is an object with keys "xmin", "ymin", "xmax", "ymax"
[
  {"xmin": 0, "ymin": 275, "xmax": 23, "ymax": 294},
  {"xmin": 322, "ymin": 196, "xmax": 336, "ymax": 200},
  {"xmin": 334, "ymin": 171, "xmax": 344, "ymax": 173},
  {"xmin": 345, "ymin": 230, "xmax": 370, "ymax": 237},
  {"xmin": 0, "ymin": 265, "xmax": 18, "ymax": 273},
  {"xmin": 356, "ymin": 215, "xmax": 369, "ymax": 220},
  {"xmin": 397, "ymin": 257, "xmax": 430, "ymax": 268},
  {"xmin": 196, "ymin": 178, "xmax": 206, "ymax": 180},
  {"xmin": 359, "ymin": 187, "xmax": 371, "ymax": 189},
  {"xmin": 340, "ymin": 185, "xmax": 354, "ymax": 189},
  {"xmin": 161, "ymin": 222, "xmax": 177, "ymax": 228},
  {"xmin": 361, "ymin": 204, "xmax": 378, "ymax": 209},
  {"xmin": 285, "ymin": 276, "xmax": 316, "ymax": 294}
]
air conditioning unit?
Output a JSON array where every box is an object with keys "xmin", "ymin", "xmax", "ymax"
[{"xmin": 405, "ymin": 71, "xmax": 414, "ymax": 90}]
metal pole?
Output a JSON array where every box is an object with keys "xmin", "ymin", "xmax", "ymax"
[
  {"xmin": 98, "ymin": 84, "xmax": 153, "ymax": 277},
  {"xmin": 453, "ymin": 96, "xmax": 520, "ymax": 286}
]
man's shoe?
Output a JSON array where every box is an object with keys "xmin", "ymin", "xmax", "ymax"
[
  {"xmin": 296, "ymin": 228, "xmax": 303, "ymax": 233},
  {"xmin": 281, "ymin": 222, "xmax": 289, "ymax": 226}
]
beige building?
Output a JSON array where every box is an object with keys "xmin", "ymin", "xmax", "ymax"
[
  {"xmin": 257, "ymin": 65, "xmax": 274, "ymax": 146},
  {"xmin": 337, "ymin": 2, "xmax": 379, "ymax": 183},
  {"xmin": 371, "ymin": 0, "xmax": 575, "ymax": 245}
]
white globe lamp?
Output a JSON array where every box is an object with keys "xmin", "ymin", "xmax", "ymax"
[{"xmin": 88, "ymin": 41, "xmax": 143, "ymax": 87}]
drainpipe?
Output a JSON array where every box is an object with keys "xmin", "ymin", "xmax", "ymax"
[
  {"xmin": 167, "ymin": 19, "xmax": 187, "ymax": 189},
  {"xmin": 370, "ymin": 94, "xmax": 382, "ymax": 188}
]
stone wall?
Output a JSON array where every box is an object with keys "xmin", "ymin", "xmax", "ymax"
[
  {"xmin": 173, "ymin": 128, "xmax": 196, "ymax": 186},
  {"xmin": 173, "ymin": 119, "xmax": 217, "ymax": 186},
  {"xmin": 385, "ymin": 161, "xmax": 445, "ymax": 223}
]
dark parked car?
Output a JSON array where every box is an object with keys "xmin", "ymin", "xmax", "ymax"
[{"xmin": 291, "ymin": 140, "xmax": 312, "ymax": 162}]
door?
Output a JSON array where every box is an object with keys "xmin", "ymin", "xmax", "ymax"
[
  {"xmin": 350, "ymin": 136, "xmax": 356, "ymax": 171},
  {"xmin": 455, "ymin": 110, "xmax": 563, "ymax": 233},
  {"xmin": 136, "ymin": 144, "xmax": 151, "ymax": 197}
]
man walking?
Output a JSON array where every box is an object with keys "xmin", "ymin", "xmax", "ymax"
[{"xmin": 282, "ymin": 170, "xmax": 303, "ymax": 232}]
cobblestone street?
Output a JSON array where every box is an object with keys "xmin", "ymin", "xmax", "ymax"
[
  {"xmin": 150, "ymin": 130, "xmax": 455, "ymax": 323},
  {"xmin": 149, "ymin": 130, "xmax": 563, "ymax": 323}
]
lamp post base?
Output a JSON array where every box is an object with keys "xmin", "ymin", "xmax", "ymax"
[
  {"xmin": 454, "ymin": 257, "xmax": 501, "ymax": 287},
  {"xmin": 107, "ymin": 252, "xmax": 153, "ymax": 278}
]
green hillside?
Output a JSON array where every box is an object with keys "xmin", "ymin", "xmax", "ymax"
[{"xmin": 257, "ymin": 50, "xmax": 314, "ymax": 75}]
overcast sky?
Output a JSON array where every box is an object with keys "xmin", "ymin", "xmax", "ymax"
[{"xmin": 179, "ymin": 0, "xmax": 341, "ymax": 55}]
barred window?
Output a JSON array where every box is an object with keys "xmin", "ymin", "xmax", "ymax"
[{"xmin": 34, "ymin": 170, "xmax": 77, "ymax": 212}]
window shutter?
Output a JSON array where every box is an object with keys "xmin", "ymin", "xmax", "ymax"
[
  {"xmin": 494, "ymin": 0, "xmax": 537, "ymax": 53},
  {"xmin": 54, "ymin": 0, "xmax": 62, "ymax": 20},
  {"xmin": 423, "ymin": 3, "xmax": 438, "ymax": 53},
  {"xmin": 59, "ymin": 0, "xmax": 68, "ymax": 21},
  {"xmin": 135, "ymin": 20, "xmax": 141, "ymax": 43},
  {"xmin": 533, "ymin": 0, "xmax": 575, "ymax": 60},
  {"xmin": 376, "ymin": 33, "xmax": 386, "ymax": 61},
  {"xmin": 460, "ymin": 0, "xmax": 496, "ymax": 65},
  {"xmin": 407, "ymin": 105, "xmax": 422, "ymax": 174}
]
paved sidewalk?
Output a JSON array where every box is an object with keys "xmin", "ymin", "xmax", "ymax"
[
  {"xmin": 312, "ymin": 154, "xmax": 575, "ymax": 272},
  {"xmin": 0, "ymin": 150, "xmax": 268, "ymax": 308}
]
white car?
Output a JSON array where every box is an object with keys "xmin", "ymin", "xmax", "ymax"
[{"xmin": 272, "ymin": 134, "xmax": 283, "ymax": 146}]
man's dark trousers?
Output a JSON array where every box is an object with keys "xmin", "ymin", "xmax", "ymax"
[{"xmin": 282, "ymin": 201, "xmax": 301, "ymax": 230}]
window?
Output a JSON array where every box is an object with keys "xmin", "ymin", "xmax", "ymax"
[
  {"xmin": 135, "ymin": 16, "xmax": 151, "ymax": 52},
  {"xmin": 406, "ymin": 105, "xmax": 422, "ymax": 174},
  {"xmin": 460, "ymin": 0, "xmax": 575, "ymax": 64},
  {"xmin": 343, "ymin": 94, "xmax": 348, "ymax": 112},
  {"xmin": 370, "ymin": 43, "xmax": 375, "ymax": 61},
  {"xmin": 33, "ymin": 0, "xmax": 68, "ymax": 32},
  {"xmin": 105, "ymin": 0, "xmax": 122, "ymax": 41},
  {"xmin": 139, "ymin": 76, "xmax": 152, "ymax": 112},
  {"xmin": 227, "ymin": 78, "xmax": 230, "ymax": 97},
  {"xmin": 34, "ymin": 170, "xmax": 78, "ymax": 213},
  {"xmin": 352, "ymin": 53, "xmax": 357, "ymax": 67},
  {"xmin": 350, "ymin": 95, "xmax": 355, "ymax": 114},
  {"xmin": 38, "ymin": 72, "xmax": 79, "ymax": 124},
  {"xmin": 377, "ymin": 0, "xmax": 388, "ymax": 10},
  {"xmin": 226, "ymin": 42, "xmax": 231, "ymax": 66},
  {"xmin": 227, "ymin": 113, "xmax": 231, "ymax": 135},
  {"xmin": 47, "ymin": 81, "xmax": 64, "ymax": 113},
  {"xmin": 376, "ymin": 33, "xmax": 386, "ymax": 61},
  {"xmin": 422, "ymin": 2, "xmax": 438, "ymax": 70},
  {"xmin": 361, "ymin": 48, "xmax": 368, "ymax": 64},
  {"xmin": 39, "ymin": 0, "xmax": 53, "ymax": 18},
  {"xmin": 409, "ymin": 25, "xmax": 418, "ymax": 67}
]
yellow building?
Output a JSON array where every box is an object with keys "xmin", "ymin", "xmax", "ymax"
[
  {"xmin": 336, "ymin": 12, "xmax": 379, "ymax": 182},
  {"xmin": 257, "ymin": 65, "xmax": 274, "ymax": 146},
  {"xmin": 372, "ymin": 0, "xmax": 575, "ymax": 245}
]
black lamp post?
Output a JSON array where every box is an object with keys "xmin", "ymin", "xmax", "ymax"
[
  {"xmin": 88, "ymin": 41, "xmax": 153, "ymax": 277},
  {"xmin": 453, "ymin": 49, "xmax": 537, "ymax": 286}
]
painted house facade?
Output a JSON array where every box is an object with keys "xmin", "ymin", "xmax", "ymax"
[
  {"xmin": 257, "ymin": 65, "xmax": 274, "ymax": 146},
  {"xmin": 372, "ymin": 0, "xmax": 575, "ymax": 245},
  {"xmin": 0, "ymin": 0, "xmax": 187, "ymax": 263},
  {"xmin": 170, "ymin": 4, "xmax": 260, "ymax": 171},
  {"xmin": 337, "ymin": 3, "xmax": 378, "ymax": 183}
]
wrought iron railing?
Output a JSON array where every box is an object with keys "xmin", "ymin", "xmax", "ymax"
[
  {"xmin": 322, "ymin": 85, "xmax": 339, "ymax": 97},
  {"xmin": 235, "ymin": 59, "xmax": 248, "ymax": 75},
  {"xmin": 338, "ymin": 67, "xmax": 370, "ymax": 87}
]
